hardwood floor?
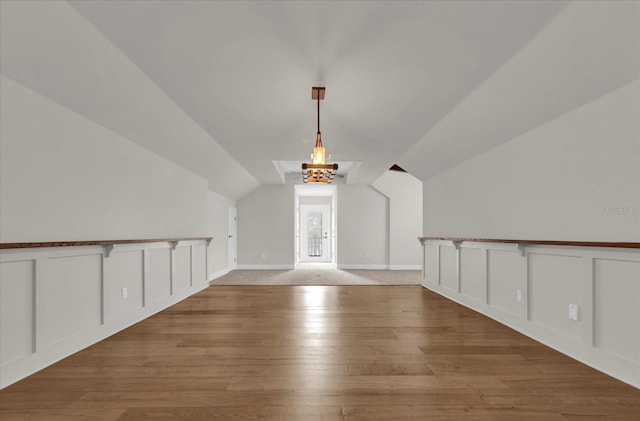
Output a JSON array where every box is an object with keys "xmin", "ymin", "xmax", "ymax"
[{"xmin": 1, "ymin": 286, "xmax": 639, "ymax": 420}]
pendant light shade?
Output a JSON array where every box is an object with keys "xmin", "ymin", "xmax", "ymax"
[{"xmin": 312, "ymin": 133, "xmax": 326, "ymax": 165}]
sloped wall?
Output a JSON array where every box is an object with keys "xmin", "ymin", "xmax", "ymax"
[
  {"xmin": 422, "ymin": 80, "xmax": 639, "ymax": 241},
  {"xmin": 0, "ymin": 75, "xmax": 209, "ymax": 242}
]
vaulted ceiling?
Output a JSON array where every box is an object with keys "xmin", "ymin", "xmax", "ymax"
[{"xmin": 1, "ymin": 1, "xmax": 637, "ymax": 199}]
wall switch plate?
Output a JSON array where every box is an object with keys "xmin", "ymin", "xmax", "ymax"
[
  {"xmin": 516, "ymin": 289, "xmax": 523, "ymax": 302},
  {"xmin": 122, "ymin": 287, "xmax": 128, "ymax": 299},
  {"xmin": 569, "ymin": 303, "xmax": 579, "ymax": 321}
]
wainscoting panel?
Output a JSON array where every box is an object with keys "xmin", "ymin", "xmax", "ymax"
[
  {"xmin": 105, "ymin": 250, "xmax": 144, "ymax": 321},
  {"xmin": 192, "ymin": 245, "xmax": 207, "ymax": 287},
  {"xmin": 0, "ymin": 260, "xmax": 34, "ymax": 366},
  {"xmin": 487, "ymin": 249, "xmax": 523, "ymax": 317},
  {"xmin": 439, "ymin": 246, "xmax": 458, "ymax": 292},
  {"xmin": 423, "ymin": 244, "xmax": 439, "ymax": 285},
  {"xmin": 460, "ymin": 247, "xmax": 485, "ymax": 303},
  {"xmin": 594, "ymin": 258, "xmax": 640, "ymax": 362},
  {"xmin": 0, "ymin": 239, "xmax": 210, "ymax": 388},
  {"xmin": 44, "ymin": 254, "xmax": 102, "ymax": 345},
  {"xmin": 174, "ymin": 246, "xmax": 192, "ymax": 292},
  {"xmin": 420, "ymin": 239, "xmax": 640, "ymax": 388},
  {"xmin": 529, "ymin": 253, "xmax": 582, "ymax": 341},
  {"xmin": 148, "ymin": 248, "xmax": 171, "ymax": 304}
]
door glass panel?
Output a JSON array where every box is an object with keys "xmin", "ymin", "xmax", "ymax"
[{"xmin": 307, "ymin": 211, "xmax": 322, "ymax": 257}]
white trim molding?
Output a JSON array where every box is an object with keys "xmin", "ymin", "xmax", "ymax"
[
  {"xmin": 420, "ymin": 239, "xmax": 640, "ymax": 388},
  {"xmin": 0, "ymin": 239, "xmax": 210, "ymax": 388}
]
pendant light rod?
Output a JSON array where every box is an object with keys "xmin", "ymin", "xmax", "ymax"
[{"xmin": 317, "ymin": 95, "xmax": 320, "ymax": 135}]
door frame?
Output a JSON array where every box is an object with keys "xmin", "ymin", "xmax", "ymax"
[
  {"xmin": 294, "ymin": 184, "xmax": 337, "ymax": 267},
  {"xmin": 227, "ymin": 207, "xmax": 237, "ymax": 270}
]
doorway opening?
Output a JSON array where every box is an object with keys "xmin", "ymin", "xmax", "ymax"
[{"xmin": 294, "ymin": 184, "xmax": 337, "ymax": 268}]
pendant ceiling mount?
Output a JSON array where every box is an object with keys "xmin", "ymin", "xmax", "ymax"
[
  {"xmin": 311, "ymin": 86, "xmax": 325, "ymax": 100},
  {"xmin": 302, "ymin": 86, "xmax": 338, "ymax": 183}
]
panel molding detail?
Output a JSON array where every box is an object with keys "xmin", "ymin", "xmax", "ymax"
[
  {"xmin": 421, "ymin": 240, "xmax": 640, "ymax": 388},
  {"xmin": 0, "ymin": 260, "xmax": 35, "ymax": 366},
  {"xmin": 0, "ymin": 239, "xmax": 210, "ymax": 388}
]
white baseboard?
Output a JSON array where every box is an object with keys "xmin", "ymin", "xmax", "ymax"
[
  {"xmin": 235, "ymin": 264, "xmax": 420, "ymax": 271},
  {"xmin": 208, "ymin": 268, "xmax": 231, "ymax": 284},
  {"xmin": 337, "ymin": 264, "xmax": 389, "ymax": 270},
  {"xmin": 236, "ymin": 264, "xmax": 295, "ymax": 270},
  {"xmin": 388, "ymin": 264, "xmax": 422, "ymax": 270}
]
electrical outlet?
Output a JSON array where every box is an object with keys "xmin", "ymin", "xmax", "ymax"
[
  {"xmin": 516, "ymin": 289, "xmax": 522, "ymax": 302},
  {"xmin": 122, "ymin": 287, "xmax": 128, "ymax": 300},
  {"xmin": 366, "ymin": 252, "xmax": 371, "ymax": 260},
  {"xmin": 569, "ymin": 303, "xmax": 579, "ymax": 321}
]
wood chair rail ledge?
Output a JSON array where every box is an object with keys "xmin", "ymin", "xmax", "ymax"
[{"xmin": 418, "ymin": 236, "xmax": 640, "ymax": 249}]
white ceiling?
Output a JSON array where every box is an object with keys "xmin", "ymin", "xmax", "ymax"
[{"xmin": 2, "ymin": 1, "xmax": 638, "ymax": 199}]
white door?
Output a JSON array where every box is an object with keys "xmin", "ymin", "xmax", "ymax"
[
  {"xmin": 300, "ymin": 204, "xmax": 330, "ymax": 262},
  {"xmin": 228, "ymin": 207, "xmax": 237, "ymax": 269}
]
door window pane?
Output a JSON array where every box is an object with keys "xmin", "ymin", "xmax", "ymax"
[{"xmin": 307, "ymin": 212, "xmax": 322, "ymax": 257}]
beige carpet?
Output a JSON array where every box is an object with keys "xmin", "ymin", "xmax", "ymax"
[{"xmin": 212, "ymin": 269, "xmax": 422, "ymax": 286}]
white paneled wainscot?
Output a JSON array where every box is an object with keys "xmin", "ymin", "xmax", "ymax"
[
  {"xmin": 0, "ymin": 239, "xmax": 211, "ymax": 388},
  {"xmin": 420, "ymin": 239, "xmax": 640, "ymax": 388}
]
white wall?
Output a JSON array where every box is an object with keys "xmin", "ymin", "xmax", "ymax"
[
  {"xmin": 237, "ymin": 182, "xmax": 391, "ymax": 269},
  {"xmin": 207, "ymin": 191, "xmax": 236, "ymax": 279},
  {"xmin": 0, "ymin": 75, "xmax": 209, "ymax": 242},
  {"xmin": 237, "ymin": 184, "xmax": 295, "ymax": 268},
  {"xmin": 372, "ymin": 171, "xmax": 423, "ymax": 269},
  {"xmin": 422, "ymin": 80, "xmax": 640, "ymax": 241},
  {"xmin": 337, "ymin": 184, "xmax": 388, "ymax": 269}
]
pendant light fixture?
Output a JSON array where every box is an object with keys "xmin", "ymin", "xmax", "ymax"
[{"xmin": 302, "ymin": 86, "xmax": 338, "ymax": 183}]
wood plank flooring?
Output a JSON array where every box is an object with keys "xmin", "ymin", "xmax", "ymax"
[{"xmin": 1, "ymin": 286, "xmax": 639, "ymax": 420}]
